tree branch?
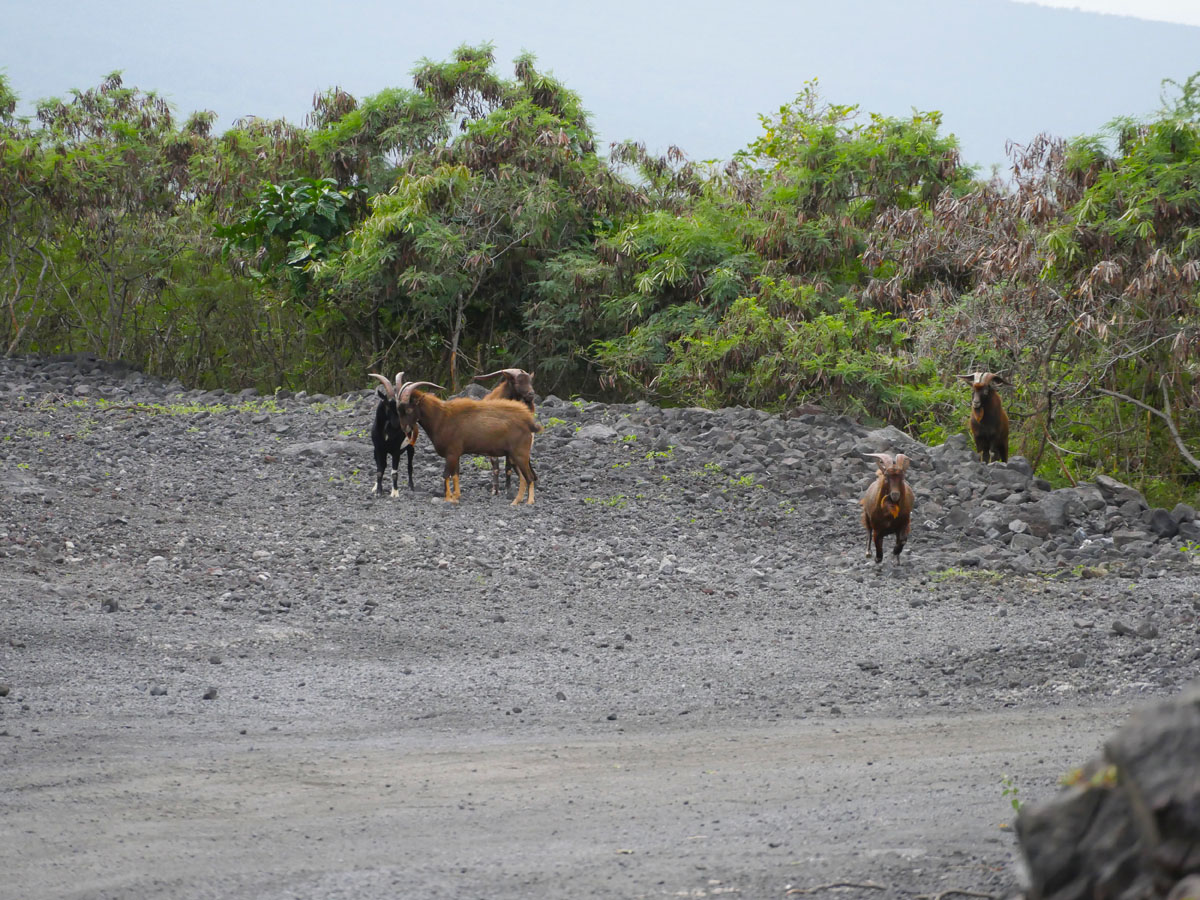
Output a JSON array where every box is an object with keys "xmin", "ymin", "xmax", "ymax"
[{"xmin": 1094, "ymin": 385, "xmax": 1200, "ymax": 474}]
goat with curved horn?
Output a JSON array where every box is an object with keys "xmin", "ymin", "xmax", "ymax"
[
  {"xmin": 473, "ymin": 368, "xmax": 537, "ymax": 496},
  {"xmin": 860, "ymin": 452, "xmax": 914, "ymax": 564},
  {"xmin": 368, "ymin": 371, "xmax": 418, "ymax": 497},
  {"xmin": 394, "ymin": 379, "xmax": 541, "ymax": 506},
  {"xmin": 956, "ymin": 372, "xmax": 1010, "ymax": 463}
]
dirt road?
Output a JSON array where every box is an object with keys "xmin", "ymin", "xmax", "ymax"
[{"xmin": 5, "ymin": 706, "xmax": 1127, "ymax": 899}]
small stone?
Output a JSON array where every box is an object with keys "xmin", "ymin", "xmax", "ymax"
[
  {"xmin": 101, "ymin": 598, "xmax": 119, "ymax": 613},
  {"xmin": 1167, "ymin": 875, "xmax": 1200, "ymax": 900},
  {"xmin": 1067, "ymin": 652, "xmax": 1086, "ymax": 668},
  {"xmin": 150, "ymin": 684, "xmax": 168, "ymax": 696},
  {"xmin": 203, "ymin": 687, "xmax": 218, "ymax": 700},
  {"xmin": 1111, "ymin": 620, "xmax": 1137, "ymax": 636},
  {"xmin": 556, "ymin": 691, "xmax": 566, "ymax": 701},
  {"xmin": 606, "ymin": 713, "xmax": 618, "ymax": 721},
  {"xmin": 1135, "ymin": 622, "xmax": 1159, "ymax": 639},
  {"xmin": 147, "ymin": 555, "xmax": 168, "ymax": 570},
  {"xmin": 0, "ymin": 684, "xmax": 9, "ymax": 697},
  {"xmin": 1009, "ymin": 518, "xmax": 1029, "ymax": 534}
]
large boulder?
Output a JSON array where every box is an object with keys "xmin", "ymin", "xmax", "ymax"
[
  {"xmin": 1095, "ymin": 474, "xmax": 1149, "ymax": 510},
  {"xmin": 1017, "ymin": 681, "xmax": 1200, "ymax": 900},
  {"xmin": 1018, "ymin": 489, "xmax": 1088, "ymax": 538}
]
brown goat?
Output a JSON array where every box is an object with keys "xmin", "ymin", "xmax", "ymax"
[
  {"xmin": 860, "ymin": 453, "xmax": 915, "ymax": 564},
  {"xmin": 956, "ymin": 371, "xmax": 1009, "ymax": 463},
  {"xmin": 474, "ymin": 368, "xmax": 536, "ymax": 496},
  {"xmin": 395, "ymin": 380, "xmax": 542, "ymax": 505}
]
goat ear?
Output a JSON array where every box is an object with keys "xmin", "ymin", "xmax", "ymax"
[
  {"xmin": 955, "ymin": 374, "xmax": 975, "ymax": 385},
  {"xmin": 895, "ymin": 454, "xmax": 911, "ymax": 472}
]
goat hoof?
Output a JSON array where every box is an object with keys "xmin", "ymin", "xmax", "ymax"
[{"xmin": 390, "ymin": 488, "xmax": 399, "ymax": 498}]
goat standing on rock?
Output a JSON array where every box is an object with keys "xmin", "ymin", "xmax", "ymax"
[
  {"xmin": 957, "ymin": 371, "xmax": 1009, "ymax": 463},
  {"xmin": 394, "ymin": 378, "xmax": 541, "ymax": 506},
  {"xmin": 860, "ymin": 453, "xmax": 914, "ymax": 564},
  {"xmin": 368, "ymin": 372, "xmax": 418, "ymax": 497},
  {"xmin": 474, "ymin": 368, "xmax": 536, "ymax": 496}
]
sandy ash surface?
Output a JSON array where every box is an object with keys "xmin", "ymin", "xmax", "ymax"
[{"xmin": 2, "ymin": 354, "xmax": 1199, "ymax": 899}]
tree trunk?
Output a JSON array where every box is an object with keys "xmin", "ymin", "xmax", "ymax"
[{"xmin": 449, "ymin": 292, "xmax": 466, "ymax": 390}]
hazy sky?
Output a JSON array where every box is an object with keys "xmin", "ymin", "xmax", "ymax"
[
  {"xmin": 2, "ymin": 0, "xmax": 1197, "ymax": 171},
  {"xmin": 1017, "ymin": 0, "xmax": 1200, "ymax": 26}
]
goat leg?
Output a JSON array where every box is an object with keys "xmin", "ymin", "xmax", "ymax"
[
  {"xmin": 405, "ymin": 444, "xmax": 415, "ymax": 490},
  {"xmin": 489, "ymin": 457, "xmax": 501, "ymax": 496},
  {"xmin": 372, "ymin": 446, "xmax": 388, "ymax": 497}
]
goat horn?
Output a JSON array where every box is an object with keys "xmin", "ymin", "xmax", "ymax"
[
  {"xmin": 474, "ymin": 368, "xmax": 526, "ymax": 381},
  {"xmin": 863, "ymin": 452, "xmax": 894, "ymax": 466},
  {"xmin": 955, "ymin": 374, "xmax": 976, "ymax": 383},
  {"xmin": 395, "ymin": 371, "xmax": 405, "ymax": 388},
  {"xmin": 368, "ymin": 373, "xmax": 394, "ymax": 398},
  {"xmin": 398, "ymin": 381, "xmax": 445, "ymax": 403}
]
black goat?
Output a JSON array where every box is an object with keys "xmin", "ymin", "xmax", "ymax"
[{"xmin": 368, "ymin": 372, "xmax": 418, "ymax": 496}]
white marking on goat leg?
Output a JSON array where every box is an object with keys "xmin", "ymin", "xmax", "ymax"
[
  {"xmin": 526, "ymin": 481, "xmax": 535, "ymax": 505},
  {"xmin": 390, "ymin": 487, "xmax": 400, "ymax": 498}
]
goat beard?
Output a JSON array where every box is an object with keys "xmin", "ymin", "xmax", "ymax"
[{"xmin": 878, "ymin": 494, "xmax": 903, "ymax": 517}]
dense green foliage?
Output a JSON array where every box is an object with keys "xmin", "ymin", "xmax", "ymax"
[{"xmin": 1, "ymin": 51, "xmax": 1197, "ymax": 502}]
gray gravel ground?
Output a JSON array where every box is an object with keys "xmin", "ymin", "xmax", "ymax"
[{"xmin": 2, "ymin": 353, "xmax": 1199, "ymax": 899}]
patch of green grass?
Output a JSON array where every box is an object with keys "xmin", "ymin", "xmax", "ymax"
[
  {"xmin": 931, "ymin": 567, "xmax": 1004, "ymax": 584},
  {"xmin": 544, "ymin": 417, "xmax": 568, "ymax": 428},
  {"xmin": 1000, "ymin": 774, "xmax": 1022, "ymax": 812},
  {"xmin": 584, "ymin": 494, "xmax": 628, "ymax": 509},
  {"xmin": 645, "ymin": 445, "xmax": 675, "ymax": 461}
]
